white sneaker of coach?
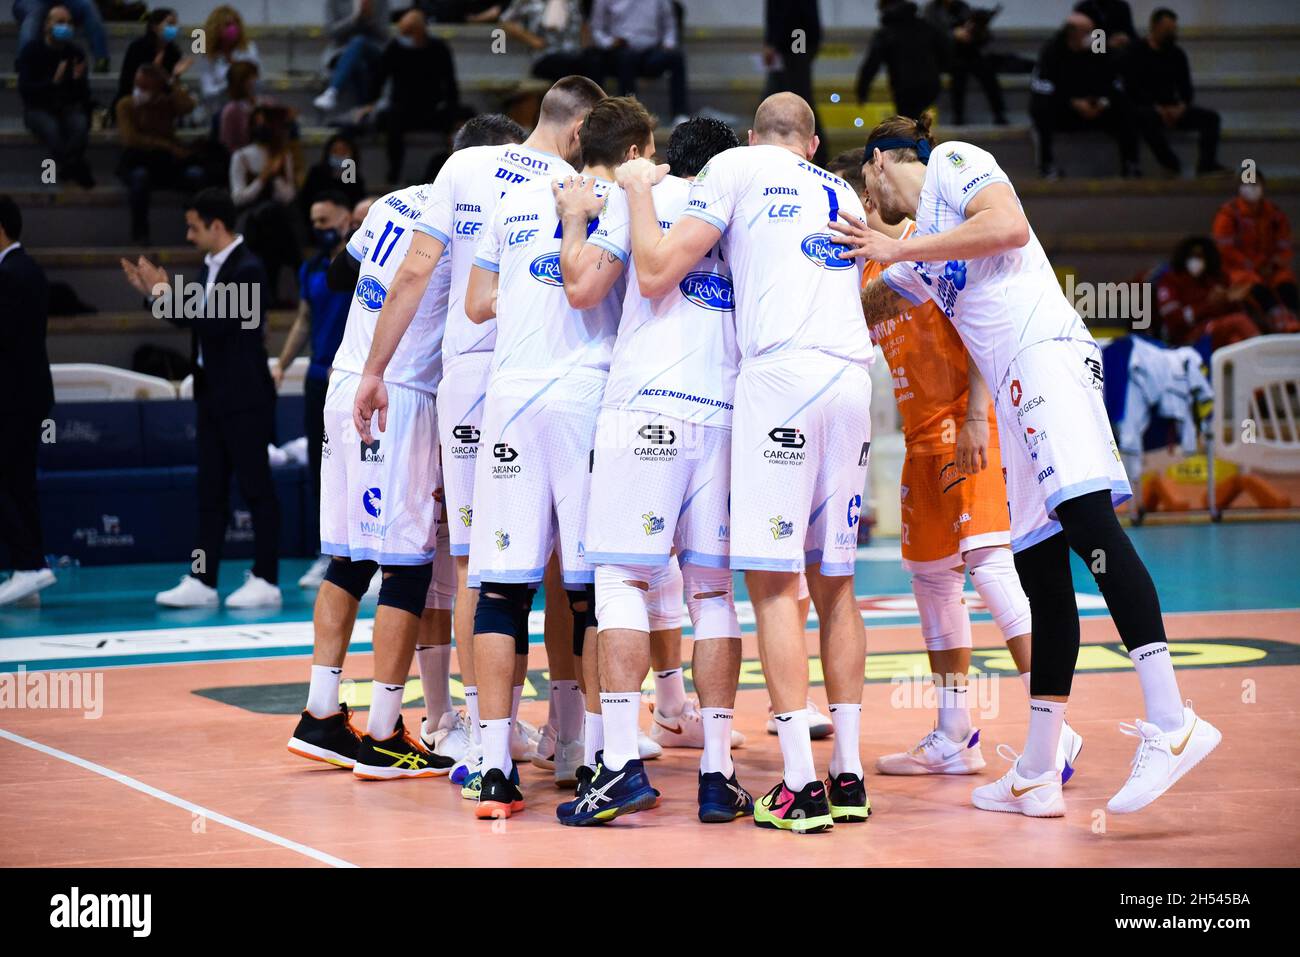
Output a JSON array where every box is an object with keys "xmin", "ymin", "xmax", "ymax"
[
  {"xmin": 224, "ymin": 573, "xmax": 282, "ymax": 609},
  {"xmin": 297, "ymin": 555, "xmax": 331, "ymax": 589},
  {"xmin": 1106, "ymin": 703, "xmax": 1222, "ymax": 814},
  {"xmin": 0, "ymin": 567, "xmax": 57, "ymax": 607},
  {"xmin": 155, "ymin": 575, "xmax": 219, "ymax": 608}
]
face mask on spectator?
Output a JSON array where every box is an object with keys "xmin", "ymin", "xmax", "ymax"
[
  {"xmin": 396, "ymin": 33, "xmax": 417, "ymax": 48},
  {"xmin": 162, "ymin": 24, "xmax": 179, "ymax": 42},
  {"xmin": 314, "ymin": 227, "xmax": 342, "ymax": 249},
  {"xmin": 328, "ymin": 154, "xmax": 349, "ymax": 172},
  {"xmin": 133, "ymin": 86, "xmax": 155, "ymax": 105},
  {"xmin": 222, "ymin": 23, "xmax": 241, "ymax": 44},
  {"xmin": 51, "ymin": 22, "xmax": 74, "ymax": 41},
  {"xmin": 1185, "ymin": 256, "xmax": 1205, "ymax": 277},
  {"xmin": 1239, "ymin": 184, "xmax": 1263, "ymax": 204}
]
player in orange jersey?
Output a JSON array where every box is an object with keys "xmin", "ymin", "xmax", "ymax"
[{"xmin": 827, "ymin": 150, "xmax": 1082, "ymax": 779}]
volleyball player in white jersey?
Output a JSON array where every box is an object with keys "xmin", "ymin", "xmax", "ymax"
[
  {"xmin": 833, "ymin": 114, "xmax": 1221, "ymax": 816},
  {"xmin": 548, "ymin": 117, "xmax": 753, "ymax": 825},
  {"xmin": 617, "ymin": 93, "xmax": 873, "ymax": 834},
  {"xmin": 458, "ymin": 96, "xmax": 647, "ymax": 820}
]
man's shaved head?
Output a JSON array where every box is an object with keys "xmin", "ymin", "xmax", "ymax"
[
  {"xmin": 539, "ymin": 75, "xmax": 607, "ymax": 126},
  {"xmin": 753, "ymin": 92, "xmax": 816, "ymax": 144}
]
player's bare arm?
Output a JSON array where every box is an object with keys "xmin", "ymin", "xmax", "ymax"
[
  {"xmin": 464, "ymin": 263, "xmax": 499, "ymax": 325},
  {"xmin": 616, "ymin": 157, "xmax": 719, "ymax": 298},
  {"xmin": 860, "ymin": 276, "xmax": 910, "ymax": 331},
  {"xmin": 553, "ymin": 174, "xmax": 623, "ymax": 309},
  {"xmin": 955, "ymin": 353, "xmax": 990, "ymax": 474}
]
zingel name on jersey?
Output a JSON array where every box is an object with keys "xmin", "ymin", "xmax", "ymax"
[
  {"xmin": 800, "ymin": 233, "xmax": 855, "ymax": 270},
  {"xmin": 355, "ymin": 275, "xmax": 388, "ymax": 311},
  {"xmin": 529, "ymin": 252, "xmax": 564, "ymax": 286},
  {"xmin": 679, "ymin": 271, "xmax": 734, "ymax": 311}
]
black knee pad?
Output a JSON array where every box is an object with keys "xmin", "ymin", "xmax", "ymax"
[
  {"xmin": 475, "ymin": 582, "xmax": 535, "ymax": 648},
  {"xmin": 566, "ymin": 584, "xmax": 596, "ymax": 656},
  {"xmin": 322, "ymin": 556, "xmax": 378, "ymax": 601},
  {"xmin": 377, "ymin": 563, "xmax": 434, "ymax": 618}
]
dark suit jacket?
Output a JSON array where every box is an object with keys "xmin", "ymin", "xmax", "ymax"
[
  {"xmin": 0, "ymin": 245, "xmax": 54, "ymax": 418},
  {"xmin": 162, "ymin": 240, "xmax": 275, "ymax": 415}
]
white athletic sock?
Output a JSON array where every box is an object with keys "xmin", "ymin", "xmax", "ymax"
[
  {"xmin": 828, "ymin": 703, "xmax": 863, "ymax": 778},
  {"xmin": 773, "ymin": 708, "xmax": 817, "ymax": 789},
  {"xmin": 366, "ymin": 681, "xmax": 404, "ymax": 741},
  {"xmin": 583, "ymin": 710, "xmax": 604, "ymax": 767},
  {"xmin": 464, "ymin": 686, "xmax": 481, "ymax": 746},
  {"xmin": 653, "ymin": 667, "xmax": 687, "ymax": 716},
  {"xmin": 414, "ymin": 644, "xmax": 452, "ymax": 720},
  {"xmin": 1020, "ymin": 671, "xmax": 1032, "ymax": 696},
  {"xmin": 1129, "ymin": 643, "xmax": 1185, "ymax": 732},
  {"xmin": 700, "ymin": 707, "xmax": 734, "ymax": 776},
  {"xmin": 1021, "ymin": 698, "xmax": 1066, "ymax": 778},
  {"xmin": 555, "ymin": 681, "xmax": 583, "ymax": 741},
  {"xmin": 511, "ymin": 684, "xmax": 523, "ymax": 725},
  {"xmin": 306, "ymin": 664, "xmax": 342, "ymax": 716},
  {"xmin": 599, "ymin": 691, "xmax": 640, "ymax": 771},
  {"xmin": 480, "ymin": 717, "xmax": 512, "ymax": 774},
  {"xmin": 937, "ymin": 684, "xmax": 971, "ymax": 740}
]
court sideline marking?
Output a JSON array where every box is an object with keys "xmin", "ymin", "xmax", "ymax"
[{"xmin": 0, "ymin": 727, "xmax": 357, "ymax": 868}]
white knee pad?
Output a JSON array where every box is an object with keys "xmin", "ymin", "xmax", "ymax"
[
  {"xmin": 965, "ymin": 546, "xmax": 1032, "ymax": 640},
  {"xmin": 911, "ymin": 567, "xmax": 972, "ymax": 652},
  {"xmin": 594, "ymin": 564, "xmax": 654, "ymax": 634},
  {"xmin": 646, "ymin": 556, "xmax": 684, "ymax": 631},
  {"xmin": 425, "ymin": 533, "xmax": 456, "ymax": 611},
  {"xmin": 683, "ymin": 565, "xmax": 740, "ymax": 640}
]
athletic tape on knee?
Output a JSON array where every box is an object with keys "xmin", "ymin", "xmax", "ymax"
[
  {"xmin": 647, "ymin": 558, "xmax": 684, "ymax": 631},
  {"xmin": 911, "ymin": 567, "xmax": 972, "ymax": 652},
  {"xmin": 683, "ymin": 565, "xmax": 739, "ymax": 640},
  {"xmin": 965, "ymin": 546, "xmax": 1032, "ymax": 639},
  {"xmin": 322, "ymin": 556, "xmax": 378, "ymax": 601},
  {"xmin": 377, "ymin": 563, "xmax": 434, "ymax": 618},
  {"xmin": 425, "ymin": 548, "xmax": 456, "ymax": 611},
  {"xmin": 594, "ymin": 564, "xmax": 652, "ymax": 634}
]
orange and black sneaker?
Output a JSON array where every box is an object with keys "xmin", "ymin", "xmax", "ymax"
[
  {"xmin": 287, "ymin": 702, "xmax": 363, "ymax": 769},
  {"xmin": 475, "ymin": 766, "xmax": 525, "ymax": 819},
  {"xmin": 353, "ymin": 714, "xmax": 455, "ymax": 780}
]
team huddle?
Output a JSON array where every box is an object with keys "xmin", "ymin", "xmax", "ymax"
[{"xmin": 286, "ymin": 76, "xmax": 1222, "ymax": 833}]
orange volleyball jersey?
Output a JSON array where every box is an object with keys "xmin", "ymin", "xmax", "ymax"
[{"xmin": 863, "ymin": 221, "xmax": 997, "ymax": 456}]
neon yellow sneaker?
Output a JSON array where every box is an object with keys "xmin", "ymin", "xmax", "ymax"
[{"xmin": 752, "ymin": 779, "xmax": 834, "ymax": 833}]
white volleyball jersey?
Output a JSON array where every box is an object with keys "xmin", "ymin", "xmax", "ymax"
[
  {"xmin": 680, "ymin": 144, "xmax": 874, "ymax": 367},
  {"xmin": 880, "ymin": 141, "xmax": 1091, "ymax": 392},
  {"xmin": 332, "ymin": 185, "xmax": 446, "ymax": 394},
  {"xmin": 473, "ymin": 175, "xmax": 622, "ymax": 380},
  {"xmin": 416, "ymin": 143, "xmax": 575, "ymax": 363},
  {"xmin": 591, "ymin": 174, "xmax": 739, "ymax": 428}
]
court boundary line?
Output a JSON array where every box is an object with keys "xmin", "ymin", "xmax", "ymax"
[{"xmin": 0, "ymin": 727, "xmax": 358, "ymax": 868}]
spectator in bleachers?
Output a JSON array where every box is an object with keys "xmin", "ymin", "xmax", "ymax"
[
  {"xmin": 272, "ymin": 190, "xmax": 354, "ymax": 588},
  {"xmin": 115, "ymin": 7, "xmax": 191, "ymax": 110},
  {"xmin": 13, "ymin": 0, "xmax": 108, "ymax": 71},
  {"xmin": 1123, "ymin": 9, "xmax": 1223, "ymax": 177},
  {"xmin": 855, "ymin": 0, "xmax": 945, "ymax": 120},
  {"xmin": 590, "ymin": 0, "xmax": 687, "ymax": 122},
  {"xmin": 763, "ymin": 0, "xmax": 826, "ymax": 166},
  {"xmin": 297, "ymin": 133, "xmax": 367, "ymax": 227},
  {"xmin": 361, "ymin": 7, "xmax": 459, "ymax": 184},
  {"xmin": 0, "ymin": 195, "xmax": 58, "ymax": 608},
  {"xmin": 312, "ymin": 0, "xmax": 391, "ymax": 114},
  {"xmin": 923, "ymin": 0, "xmax": 1007, "ymax": 125},
  {"xmin": 500, "ymin": 0, "xmax": 602, "ymax": 84},
  {"xmin": 217, "ymin": 60, "xmax": 263, "ymax": 153},
  {"xmin": 230, "ymin": 105, "xmax": 301, "ymax": 306},
  {"xmin": 1155, "ymin": 236, "xmax": 1260, "ymax": 350},
  {"xmin": 1213, "ymin": 173, "xmax": 1300, "ymax": 332},
  {"xmin": 17, "ymin": 4, "xmax": 94, "ymax": 188},
  {"xmin": 1029, "ymin": 12, "xmax": 1140, "ymax": 178},
  {"xmin": 196, "ymin": 4, "xmax": 260, "ymax": 118},
  {"xmin": 420, "ymin": 0, "xmax": 503, "ymax": 21},
  {"xmin": 116, "ymin": 62, "xmax": 206, "ymax": 243},
  {"xmin": 120, "ymin": 188, "xmax": 282, "ymax": 610},
  {"xmin": 1073, "ymin": 0, "xmax": 1136, "ymax": 51}
]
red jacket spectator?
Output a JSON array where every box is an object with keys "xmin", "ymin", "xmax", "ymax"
[{"xmin": 1155, "ymin": 236, "xmax": 1258, "ymax": 350}]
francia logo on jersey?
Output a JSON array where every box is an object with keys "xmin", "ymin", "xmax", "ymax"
[
  {"xmin": 800, "ymin": 233, "xmax": 854, "ymax": 270},
  {"xmin": 362, "ymin": 487, "xmax": 382, "ymax": 518},
  {"xmin": 355, "ymin": 276, "xmax": 387, "ymax": 311},
  {"xmin": 529, "ymin": 253, "xmax": 564, "ymax": 286},
  {"xmin": 679, "ymin": 272, "xmax": 734, "ymax": 311}
]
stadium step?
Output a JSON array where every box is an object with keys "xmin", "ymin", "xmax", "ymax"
[{"xmin": 47, "ymin": 308, "xmax": 297, "ymax": 369}]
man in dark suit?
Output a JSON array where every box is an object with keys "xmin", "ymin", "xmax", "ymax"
[
  {"xmin": 0, "ymin": 195, "xmax": 58, "ymax": 607},
  {"xmin": 121, "ymin": 188, "xmax": 282, "ymax": 609}
]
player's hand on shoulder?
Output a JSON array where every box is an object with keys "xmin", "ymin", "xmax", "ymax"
[
  {"xmin": 827, "ymin": 209, "xmax": 901, "ymax": 264},
  {"xmin": 553, "ymin": 174, "xmax": 605, "ymax": 221},
  {"xmin": 614, "ymin": 157, "xmax": 669, "ymax": 192}
]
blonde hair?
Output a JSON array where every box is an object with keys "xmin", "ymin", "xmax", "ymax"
[{"xmin": 203, "ymin": 5, "xmax": 249, "ymax": 57}]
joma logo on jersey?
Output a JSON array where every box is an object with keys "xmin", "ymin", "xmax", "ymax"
[
  {"xmin": 459, "ymin": 505, "xmax": 472, "ymax": 527},
  {"xmin": 642, "ymin": 512, "xmax": 665, "ymax": 536},
  {"xmin": 769, "ymin": 516, "xmax": 794, "ymax": 540},
  {"xmin": 800, "ymin": 233, "xmax": 854, "ymax": 270},
  {"xmin": 355, "ymin": 276, "xmax": 387, "ymax": 311},
  {"xmin": 529, "ymin": 253, "xmax": 563, "ymax": 286},
  {"xmin": 679, "ymin": 272, "xmax": 734, "ymax": 311}
]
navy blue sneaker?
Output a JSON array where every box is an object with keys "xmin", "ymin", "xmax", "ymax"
[
  {"xmin": 556, "ymin": 757, "xmax": 657, "ymax": 826},
  {"xmin": 698, "ymin": 770, "xmax": 754, "ymax": 823}
]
